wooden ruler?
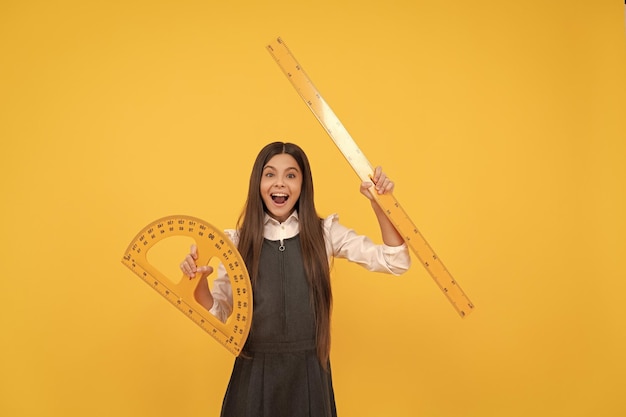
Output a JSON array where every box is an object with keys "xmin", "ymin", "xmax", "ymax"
[
  {"xmin": 267, "ymin": 37, "xmax": 474, "ymax": 317},
  {"xmin": 121, "ymin": 215, "xmax": 253, "ymax": 355}
]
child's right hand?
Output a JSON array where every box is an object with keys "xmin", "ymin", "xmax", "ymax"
[
  {"xmin": 181, "ymin": 244, "xmax": 215, "ymax": 310},
  {"xmin": 180, "ymin": 244, "xmax": 214, "ymax": 279}
]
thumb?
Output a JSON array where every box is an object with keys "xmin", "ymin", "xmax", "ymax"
[
  {"xmin": 197, "ymin": 265, "xmax": 214, "ymax": 278},
  {"xmin": 360, "ymin": 181, "xmax": 375, "ymax": 200}
]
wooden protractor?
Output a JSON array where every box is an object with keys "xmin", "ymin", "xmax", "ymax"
[{"xmin": 121, "ymin": 215, "xmax": 252, "ymax": 355}]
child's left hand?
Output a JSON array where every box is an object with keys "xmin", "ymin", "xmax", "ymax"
[{"xmin": 360, "ymin": 166, "xmax": 394, "ymax": 200}]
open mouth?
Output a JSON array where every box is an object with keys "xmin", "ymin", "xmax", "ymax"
[{"xmin": 271, "ymin": 193, "xmax": 289, "ymax": 204}]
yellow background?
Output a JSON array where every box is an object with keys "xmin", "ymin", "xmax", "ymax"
[{"xmin": 1, "ymin": 1, "xmax": 625, "ymax": 416}]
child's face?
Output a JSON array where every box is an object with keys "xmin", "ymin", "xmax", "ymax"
[{"xmin": 260, "ymin": 153, "xmax": 302, "ymax": 222}]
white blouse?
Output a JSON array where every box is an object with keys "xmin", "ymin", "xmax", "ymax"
[{"xmin": 209, "ymin": 211, "xmax": 411, "ymax": 322}]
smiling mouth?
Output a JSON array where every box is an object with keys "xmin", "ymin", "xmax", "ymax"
[{"xmin": 271, "ymin": 193, "xmax": 289, "ymax": 204}]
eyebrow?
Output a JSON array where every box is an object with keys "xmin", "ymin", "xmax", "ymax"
[{"xmin": 263, "ymin": 165, "xmax": 300, "ymax": 172}]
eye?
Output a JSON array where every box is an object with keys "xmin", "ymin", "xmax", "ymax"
[
  {"xmin": 287, "ymin": 173, "xmax": 297, "ymax": 179},
  {"xmin": 264, "ymin": 172, "xmax": 274, "ymax": 177}
]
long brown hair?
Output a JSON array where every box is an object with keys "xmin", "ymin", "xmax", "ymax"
[{"xmin": 237, "ymin": 142, "xmax": 332, "ymax": 366}]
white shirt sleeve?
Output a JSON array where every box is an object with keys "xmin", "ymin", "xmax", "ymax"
[
  {"xmin": 323, "ymin": 213, "xmax": 411, "ymax": 275},
  {"xmin": 208, "ymin": 229, "xmax": 237, "ymax": 323}
]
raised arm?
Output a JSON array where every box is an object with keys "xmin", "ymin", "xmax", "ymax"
[{"xmin": 359, "ymin": 166, "xmax": 405, "ymax": 247}]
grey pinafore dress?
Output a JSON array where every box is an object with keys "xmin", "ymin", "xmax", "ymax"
[{"xmin": 220, "ymin": 236, "xmax": 337, "ymax": 417}]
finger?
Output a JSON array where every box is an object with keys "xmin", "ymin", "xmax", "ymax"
[
  {"xmin": 184, "ymin": 253, "xmax": 197, "ymax": 268},
  {"xmin": 197, "ymin": 265, "xmax": 214, "ymax": 278},
  {"xmin": 381, "ymin": 179, "xmax": 394, "ymax": 194},
  {"xmin": 181, "ymin": 254, "xmax": 197, "ymax": 278},
  {"xmin": 371, "ymin": 166, "xmax": 382, "ymax": 184},
  {"xmin": 375, "ymin": 172, "xmax": 388, "ymax": 192},
  {"xmin": 190, "ymin": 244, "xmax": 198, "ymax": 260},
  {"xmin": 180, "ymin": 261, "xmax": 194, "ymax": 278},
  {"xmin": 376, "ymin": 171, "xmax": 395, "ymax": 194},
  {"xmin": 360, "ymin": 181, "xmax": 375, "ymax": 199}
]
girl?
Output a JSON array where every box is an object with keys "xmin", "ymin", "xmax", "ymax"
[{"xmin": 180, "ymin": 142, "xmax": 410, "ymax": 417}]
